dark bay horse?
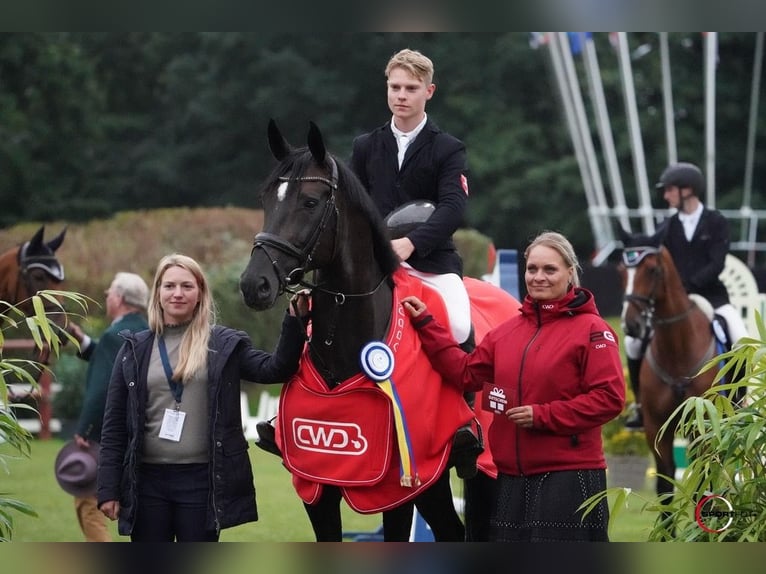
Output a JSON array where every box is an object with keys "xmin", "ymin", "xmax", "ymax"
[
  {"xmin": 619, "ymin": 230, "xmax": 721, "ymax": 504},
  {"xmin": 240, "ymin": 120, "xmax": 518, "ymax": 541}
]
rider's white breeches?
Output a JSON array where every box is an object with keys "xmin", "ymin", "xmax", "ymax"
[
  {"xmin": 714, "ymin": 303, "xmax": 750, "ymax": 345},
  {"xmin": 402, "ymin": 263, "xmax": 472, "ymax": 344},
  {"xmin": 624, "ymin": 302, "xmax": 750, "ymax": 360}
]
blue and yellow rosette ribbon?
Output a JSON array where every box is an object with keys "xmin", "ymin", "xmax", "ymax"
[{"xmin": 360, "ymin": 341, "xmax": 420, "ymax": 487}]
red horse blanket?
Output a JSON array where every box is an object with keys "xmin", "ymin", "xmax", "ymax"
[{"xmin": 276, "ymin": 267, "xmax": 474, "ymax": 513}]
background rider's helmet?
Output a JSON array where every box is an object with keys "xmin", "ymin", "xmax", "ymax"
[{"xmin": 655, "ymin": 162, "xmax": 706, "ymax": 198}]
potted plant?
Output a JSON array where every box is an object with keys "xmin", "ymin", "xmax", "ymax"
[{"xmin": 602, "ymin": 415, "xmax": 651, "ymax": 491}]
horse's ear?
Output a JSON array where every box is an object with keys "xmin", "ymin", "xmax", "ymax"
[
  {"xmin": 617, "ymin": 226, "xmax": 632, "ymax": 245},
  {"xmin": 28, "ymin": 226, "xmax": 45, "ymax": 249},
  {"xmin": 46, "ymin": 226, "xmax": 67, "ymax": 252},
  {"xmin": 267, "ymin": 118, "xmax": 291, "ymax": 161},
  {"xmin": 307, "ymin": 121, "xmax": 327, "ymax": 164}
]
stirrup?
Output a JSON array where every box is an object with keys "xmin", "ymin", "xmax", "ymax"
[
  {"xmin": 448, "ymin": 421, "xmax": 483, "ymax": 479},
  {"xmin": 255, "ymin": 418, "xmax": 282, "ymax": 457}
]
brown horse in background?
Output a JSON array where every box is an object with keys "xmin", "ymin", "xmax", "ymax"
[
  {"xmin": 1, "ymin": 226, "xmax": 67, "ymax": 369},
  {"xmin": 619, "ymin": 230, "xmax": 720, "ymax": 505},
  {"xmin": 0, "ymin": 226, "xmax": 67, "ymax": 312}
]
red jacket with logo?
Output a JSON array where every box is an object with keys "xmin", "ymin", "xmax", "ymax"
[{"xmin": 413, "ymin": 287, "xmax": 625, "ymax": 476}]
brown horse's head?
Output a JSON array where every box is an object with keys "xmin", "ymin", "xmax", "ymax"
[
  {"xmin": 618, "ymin": 227, "xmax": 665, "ymax": 340},
  {"xmin": 0, "ymin": 226, "xmax": 67, "ymax": 323}
]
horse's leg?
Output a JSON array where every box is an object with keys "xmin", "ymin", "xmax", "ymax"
[
  {"xmin": 302, "ymin": 486, "xmax": 343, "ymax": 541},
  {"xmin": 413, "ymin": 470, "xmax": 465, "ymax": 541},
  {"xmin": 382, "ymin": 501, "xmax": 414, "ymax": 541},
  {"xmin": 647, "ymin": 422, "xmax": 676, "ymax": 535},
  {"xmin": 463, "ymin": 471, "xmax": 497, "ymax": 541}
]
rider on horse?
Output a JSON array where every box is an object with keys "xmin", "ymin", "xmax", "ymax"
[
  {"xmin": 623, "ymin": 162, "xmax": 750, "ymax": 429},
  {"xmin": 350, "ymin": 49, "xmax": 479, "ymax": 475}
]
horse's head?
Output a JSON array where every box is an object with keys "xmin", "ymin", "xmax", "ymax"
[
  {"xmin": 240, "ymin": 120, "xmax": 397, "ymax": 311},
  {"xmin": 0, "ymin": 226, "xmax": 67, "ymax": 319},
  {"xmin": 618, "ymin": 227, "xmax": 665, "ymax": 340}
]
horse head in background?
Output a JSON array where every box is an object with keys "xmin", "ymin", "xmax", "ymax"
[
  {"xmin": 0, "ymin": 226, "xmax": 67, "ymax": 320},
  {"xmin": 240, "ymin": 120, "xmax": 520, "ymax": 541},
  {"xmin": 618, "ymin": 227, "xmax": 719, "ymax": 505}
]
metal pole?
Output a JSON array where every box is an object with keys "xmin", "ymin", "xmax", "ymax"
[
  {"xmin": 705, "ymin": 32, "xmax": 717, "ymax": 208},
  {"xmin": 743, "ymin": 32, "xmax": 763, "ymax": 266},
  {"xmin": 559, "ymin": 32, "xmax": 612, "ymax": 249},
  {"xmin": 616, "ymin": 32, "xmax": 655, "ymax": 234},
  {"xmin": 659, "ymin": 32, "xmax": 678, "ymax": 165},
  {"xmin": 743, "ymin": 32, "xmax": 763, "ymax": 210},
  {"xmin": 583, "ymin": 33, "xmax": 631, "ymax": 232},
  {"xmin": 547, "ymin": 33, "xmax": 603, "ymax": 249}
]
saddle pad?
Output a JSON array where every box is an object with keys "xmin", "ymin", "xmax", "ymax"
[
  {"xmin": 278, "ymin": 379, "xmax": 393, "ymax": 486},
  {"xmin": 279, "ymin": 267, "xmax": 474, "ymax": 512}
]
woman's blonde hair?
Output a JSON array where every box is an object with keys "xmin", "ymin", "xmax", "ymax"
[
  {"xmin": 148, "ymin": 253, "xmax": 216, "ymax": 382},
  {"xmin": 524, "ymin": 230, "xmax": 582, "ymax": 287}
]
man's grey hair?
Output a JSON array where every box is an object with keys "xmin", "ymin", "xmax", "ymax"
[{"xmin": 112, "ymin": 271, "xmax": 149, "ymax": 311}]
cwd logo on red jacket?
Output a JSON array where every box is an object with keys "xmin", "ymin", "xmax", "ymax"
[
  {"xmin": 460, "ymin": 173, "xmax": 469, "ymax": 195},
  {"xmin": 292, "ymin": 417, "xmax": 368, "ymax": 455},
  {"xmin": 590, "ymin": 330, "xmax": 617, "ymax": 347}
]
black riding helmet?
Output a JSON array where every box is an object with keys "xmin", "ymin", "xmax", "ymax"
[{"xmin": 655, "ymin": 162, "xmax": 706, "ymax": 199}]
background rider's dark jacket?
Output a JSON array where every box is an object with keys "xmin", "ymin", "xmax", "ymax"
[
  {"xmin": 350, "ymin": 118, "xmax": 468, "ymax": 276},
  {"xmin": 657, "ymin": 208, "xmax": 730, "ymax": 307},
  {"xmin": 97, "ymin": 313, "xmax": 304, "ymax": 536}
]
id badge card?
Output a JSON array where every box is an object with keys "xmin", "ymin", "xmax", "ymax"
[
  {"xmin": 159, "ymin": 408, "xmax": 186, "ymax": 441},
  {"xmin": 482, "ymin": 383, "xmax": 508, "ymax": 415}
]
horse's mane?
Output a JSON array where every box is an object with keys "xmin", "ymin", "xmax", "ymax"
[{"xmin": 260, "ymin": 146, "xmax": 400, "ymax": 275}]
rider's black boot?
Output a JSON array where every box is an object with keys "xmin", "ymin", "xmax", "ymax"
[{"xmin": 448, "ymin": 328, "xmax": 483, "ymax": 479}]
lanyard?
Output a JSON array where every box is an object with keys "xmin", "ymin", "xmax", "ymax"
[{"xmin": 158, "ymin": 336, "xmax": 183, "ymax": 404}]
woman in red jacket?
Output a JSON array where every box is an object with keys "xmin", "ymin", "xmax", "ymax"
[{"xmin": 402, "ymin": 230, "xmax": 625, "ymax": 542}]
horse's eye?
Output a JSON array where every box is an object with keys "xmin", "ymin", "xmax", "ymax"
[{"xmin": 303, "ymin": 198, "xmax": 319, "ymax": 209}]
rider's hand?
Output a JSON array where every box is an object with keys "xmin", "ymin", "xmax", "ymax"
[{"xmin": 391, "ymin": 238, "xmax": 415, "ymax": 262}]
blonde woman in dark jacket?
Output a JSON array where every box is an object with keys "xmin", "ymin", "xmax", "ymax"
[{"xmin": 98, "ymin": 253, "xmax": 308, "ymax": 541}]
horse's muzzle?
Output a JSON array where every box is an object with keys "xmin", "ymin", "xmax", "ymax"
[{"xmin": 239, "ymin": 271, "xmax": 279, "ymax": 311}]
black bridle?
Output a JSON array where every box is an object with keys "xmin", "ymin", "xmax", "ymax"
[
  {"xmin": 623, "ymin": 246, "xmax": 696, "ymax": 338},
  {"xmin": 250, "ymin": 156, "xmax": 390, "ymax": 350},
  {"xmin": 11, "ymin": 241, "xmax": 65, "ymax": 305},
  {"xmin": 251, "ymin": 157, "xmax": 340, "ymax": 297}
]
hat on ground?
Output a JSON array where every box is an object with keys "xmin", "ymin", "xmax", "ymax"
[{"xmin": 54, "ymin": 440, "xmax": 99, "ymax": 497}]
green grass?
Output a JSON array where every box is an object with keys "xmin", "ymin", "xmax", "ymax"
[{"xmin": 3, "ymin": 437, "xmax": 657, "ymax": 542}]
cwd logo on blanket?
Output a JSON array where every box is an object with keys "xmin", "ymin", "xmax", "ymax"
[{"xmin": 291, "ymin": 417, "xmax": 368, "ymax": 455}]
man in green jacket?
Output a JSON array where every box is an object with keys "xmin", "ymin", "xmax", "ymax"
[{"xmin": 66, "ymin": 271, "xmax": 149, "ymax": 542}]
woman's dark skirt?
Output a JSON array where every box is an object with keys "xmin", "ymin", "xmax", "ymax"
[{"xmin": 490, "ymin": 469, "xmax": 609, "ymax": 542}]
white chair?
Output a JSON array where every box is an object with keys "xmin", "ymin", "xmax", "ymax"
[{"xmin": 719, "ymin": 253, "xmax": 762, "ymax": 337}]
